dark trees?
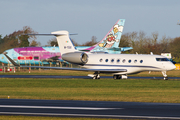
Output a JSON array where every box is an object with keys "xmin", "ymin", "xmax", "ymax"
[{"xmin": 0, "ymin": 26, "xmax": 37, "ymax": 53}]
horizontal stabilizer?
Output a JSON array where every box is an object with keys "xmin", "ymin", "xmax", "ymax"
[
  {"xmin": 25, "ymin": 33, "xmax": 77, "ymax": 36},
  {"xmin": 107, "ymin": 47, "xmax": 121, "ymax": 51},
  {"xmin": 107, "ymin": 47, "xmax": 133, "ymax": 51}
]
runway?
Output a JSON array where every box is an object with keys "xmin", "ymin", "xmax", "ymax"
[
  {"xmin": 0, "ymin": 74, "xmax": 180, "ymax": 79},
  {"xmin": 0, "ymin": 99, "xmax": 180, "ymax": 119}
]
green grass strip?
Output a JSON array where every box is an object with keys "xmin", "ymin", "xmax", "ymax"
[{"xmin": 0, "ymin": 78, "xmax": 180, "ymax": 103}]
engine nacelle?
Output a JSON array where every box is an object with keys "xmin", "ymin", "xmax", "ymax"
[{"xmin": 62, "ymin": 52, "xmax": 88, "ymax": 64}]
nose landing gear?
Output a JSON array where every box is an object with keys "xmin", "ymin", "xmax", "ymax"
[{"xmin": 162, "ymin": 71, "xmax": 168, "ymax": 80}]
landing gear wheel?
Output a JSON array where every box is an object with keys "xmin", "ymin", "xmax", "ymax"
[
  {"xmin": 162, "ymin": 71, "xmax": 168, "ymax": 80},
  {"xmin": 113, "ymin": 75, "xmax": 121, "ymax": 80},
  {"xmin": 93, "ymin": 74, "xmax": 100, "ymax": 79},
  {"xmin": 113, "ymin": 75, "xmax": 117, "ymax": 80}
]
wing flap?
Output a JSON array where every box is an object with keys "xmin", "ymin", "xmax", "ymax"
[{"xmin": 26, "ymin": 33, "xmax": 77, "ymax": 36}]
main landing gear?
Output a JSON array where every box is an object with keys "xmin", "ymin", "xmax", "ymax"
[
  {"xmin": 88, "ymin": 72, "xmax": 100, "ymax": 79},
  {"xmin": 162, "ymin": 71, "xmax": 168, "ymax": 80},
  {"xmin": 88, "ymin": 72, "xmax": 128, "ymax": 80},
  {"xmin": 113, "ymin": 75, "xmax": 127, "ymax": 80},
  {"xmin": 113, "ymin": 75, "xmax": 121, "ymax": 79}
]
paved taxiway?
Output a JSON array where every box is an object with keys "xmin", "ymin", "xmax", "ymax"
[
  {"xmin": 0, "ymin": 99, "xmax": 180, "ymax": 119},
  {"xmin": 0, "ymin": 75, "xmax": 180, "ymax": 79}
]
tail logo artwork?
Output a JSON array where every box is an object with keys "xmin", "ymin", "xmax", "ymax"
[{"xmin": 98, "ymin": 23, "xmax": 123, "ymax": 48}]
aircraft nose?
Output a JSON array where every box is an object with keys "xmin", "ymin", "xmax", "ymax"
[
  {"xmin": 0, "ymin": 54, "xmax": 3, "ymax": 62},
  {"xmin": 0, "ymin": 54, "xmax": 5, "ymax": 63},
  {"xmin": 170, "ymin": 64, "xmax": 176, "ymax": 70}
]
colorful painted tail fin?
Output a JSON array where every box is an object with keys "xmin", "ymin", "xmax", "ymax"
[
  {"xmin": 82, "ymin": 19, "xmax": 125, "ymax": 52},
  {"xmin": 51, "ymin": 31, "xmax": 78, "ymax": 55}
]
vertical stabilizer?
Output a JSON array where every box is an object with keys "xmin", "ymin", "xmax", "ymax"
[
  {"xmin": 51, "ymin": 31, "xmax": 77, "ymax": 55},
  {"xmin": 82, "ymin": 19, "xmax": 125, "ymax": 52}
]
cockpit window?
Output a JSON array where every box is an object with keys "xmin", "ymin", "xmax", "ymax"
[{"xmin": 156, "ymin": 58, "xmax": 169, "ymax": 61}]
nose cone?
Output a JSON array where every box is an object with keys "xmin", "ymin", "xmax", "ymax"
[
  {"xmin": 172, "ymin": 64, "xmax": 176, "ymax": 70},
  {"xmin": 168, "ymin": 63, "xmax": 176, "ymax": 70},
  {"xmin": 0, "ymin": 54, "xmax": 6, "ymax": 63}
]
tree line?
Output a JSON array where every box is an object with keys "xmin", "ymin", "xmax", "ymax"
[
  {"xmin": 0, "ymin": 26, "xmax": 180, "ymax": 62},
  {"xmin": 0, "ymin": 26, "xmax": 40, "ymax": 53},
  {"xmin": 119, "ymin": 31, "xmax": 180, "ymax": 62}
]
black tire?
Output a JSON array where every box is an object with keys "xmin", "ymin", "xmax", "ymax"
[
  {"xmin": 117, "ymin": 75, "xmax": 121, "ymax": 79},
  {"xmin": 113, "ymin": 75, "xmax": 117, "ymax": 80}
]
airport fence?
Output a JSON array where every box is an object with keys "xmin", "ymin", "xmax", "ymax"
[{"xmin": 0, "ymin": 62, "xmax": 79, "ymax": 73}]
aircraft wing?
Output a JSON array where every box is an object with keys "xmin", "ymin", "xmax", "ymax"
[
  {"xmin": 3, "ymin": 52, "xmax": 127, "ymax": 73},
  {"xmin": 20, "ymin": 66, "xmax": 127, "ymax": 73}
]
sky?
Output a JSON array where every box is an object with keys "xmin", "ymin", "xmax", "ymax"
[{"xmin": 0, "ymin": 0, "xmax": 180, "ymax": 46}]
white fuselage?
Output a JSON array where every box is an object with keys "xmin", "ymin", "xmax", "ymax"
[{"xmin": 82, "ymin": 53, "xmax": 176, "ymax": 75}]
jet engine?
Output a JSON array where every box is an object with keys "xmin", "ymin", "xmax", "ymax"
[{"xmin": 62, "ymin": 52, "xmax": 88, "ymax": 64}]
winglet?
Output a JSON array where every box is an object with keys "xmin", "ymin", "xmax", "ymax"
[{"xmin": 3, "ymin": 52, "xmax": 20, "ymax": 67}]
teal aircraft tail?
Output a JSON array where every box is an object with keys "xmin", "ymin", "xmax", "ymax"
[{"xmin": 82, "ymin": 19, "xmax": 126, "ymax": 52}]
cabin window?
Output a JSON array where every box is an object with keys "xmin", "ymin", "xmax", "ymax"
[
  {"xmin": 111, "ymin": 59, "xmax": 114, "ymax": 63},
  {"xmin": 117, "ymin": 59, "xmax": 120, "ymax": 63},
  {"xmin": 99, "ymin": 59, "xmax": 103, "ymax": 62},
  {"xmin": 156, "ymin": 58, "xmax": 169, "ymax": 61},
  {"xmin": 128, "ymin": 60, "xmax": 131, "ymax": 63},
  {"xmin": 105, "ymin": 59, "xmax": 108, "ymax": 62},
  {"xmin": 122, "ymin": 59, "xmax": 126, "ymax": 63},
  {"xmin": 134, "ymin": 60, "xmax": 137, "ymax": 63},
  {"xmin": 140, "ymin": 60, "xmax": 143, "ymax": 63}
]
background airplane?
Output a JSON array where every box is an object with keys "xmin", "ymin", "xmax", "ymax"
[
  {"xmin": 0, "ymin": 19, "xmax": 132, "ymax": 65},
  {"xmin": 4, "ymin": 30, "xmax": 176, "ymax": 80}
]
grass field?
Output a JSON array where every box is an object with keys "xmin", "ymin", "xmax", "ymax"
[
  {"xmin": 0, "ymin": 78, "xmax": 180, "ymax": 103},
  {"xmin": 0, "ymin": 116, "xmax": 121, "ymax": 120},
  {"xmin": 0, "ymin": 70, "xmax": 180, "ymax": 119}
]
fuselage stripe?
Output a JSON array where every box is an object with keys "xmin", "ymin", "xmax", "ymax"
[{"xmin": 84, "ymin": 64, "xmax": 161, "ymax": 69}]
